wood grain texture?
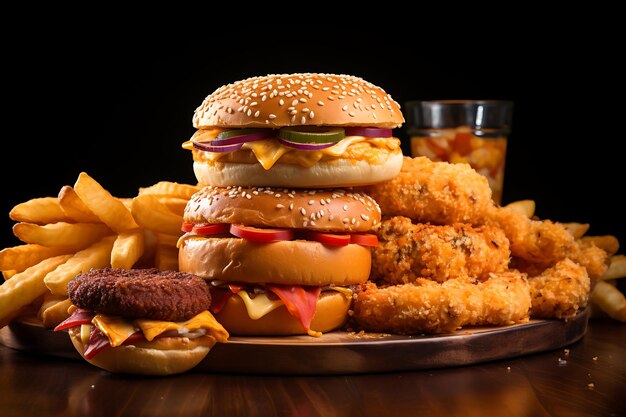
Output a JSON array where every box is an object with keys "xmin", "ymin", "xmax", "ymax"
[{"xmin": 0, "ymin": 319, "xmax": 624, "ymax": 417}]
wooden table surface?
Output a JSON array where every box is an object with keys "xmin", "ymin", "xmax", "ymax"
[{"xmin": 0, "ymin": 319, "xmax": 624, "ymax": 417}]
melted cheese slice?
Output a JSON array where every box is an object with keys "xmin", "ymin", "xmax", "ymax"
[
  {"xmin": 182, "ymin": 134, "xmax": 400, "ymax": 170},
  {"xmin": 92, "ymin": 315, "xmax": 137, "ymax": 347},
  {"xmin": 236, "ymin": 291, "xmax": 284, "ymax": 320},
  {"xmin": 91, "ymin": 311, "xmax": 229, "ymax": 347},
  {"xmin": 135, "ymin": 311, "xmax": 228, "ymax": 342}
]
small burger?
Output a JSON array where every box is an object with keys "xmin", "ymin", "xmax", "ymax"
[
  {"xmin": 55, "ymin": 268, "xmax": 228, "ymax": 375},
  {"xmin": 177, "ymin": 186, "xmax": 381, "ymax": 336},
  {"xmin": 183, "ymin": 73, "xmax": 404, "ymax": 188}
]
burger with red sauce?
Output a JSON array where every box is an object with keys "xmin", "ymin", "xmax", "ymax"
[{"xmin": 177, "ymin": 186, "xmax": 381, "ymax": 336}]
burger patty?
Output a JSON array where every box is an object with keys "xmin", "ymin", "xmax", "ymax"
[{"xmin": 68, "ymin": 268, "xmax": 211, "ymax": 321}]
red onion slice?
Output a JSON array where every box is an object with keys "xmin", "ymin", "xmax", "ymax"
[
  {"xmin": 278, "ymin": 138, "xmax": 337, "ymax": 150},
  {"xmin": 193, "ymin": 141, "xmax": 244, "ymax": 153},
  {"xmin": 344, "ymin": 127, "xmax": 393, "ymax": 138}
]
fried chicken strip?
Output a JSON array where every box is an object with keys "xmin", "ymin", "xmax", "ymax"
[
  {"xmin": 364, "ymin": 156, "xmax": 578, "ymax": 266},
  {"xmin": 373, "ymin": 216, "xmax": 510, "ymax": 283},
  {"xmin": 528, "ymin": 258, "xmax": 590, "ymax": 319},
  {"xmin": 351, "ymin": 271, "xmax": 530, "ymax": 334}
]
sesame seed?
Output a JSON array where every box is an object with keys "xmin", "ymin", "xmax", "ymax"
[
  {"xmin": 343, "ymin": 204, "xmax": 348, "ymax": 211},
  {"xmin": 275, "ymin": 193, "xmax": 281, "ymax": 198},
  {"xmin": 289, "ymin": 203, "xmax": 294, "ymax": 210},
  {"xmin": 361, "ymin": 214, "xmax": 370, "ymax": 221},
  {"xmin": 320, "ymin": 199, "xmax": 326, "ymax": 205},
  {"xmin": 342, "ymin": 105, "xmax": 348, "ymax": 111},
  {"xmin": 342, "ymin": 218, "xmax": 350, "ymax": 223},
  {"xmin": 292, "ymin": 99, "xmax": 299, "ymax": 106},
  {"xmin": 301, "ymin": 108, "xmax": 310, "ymax": 113},
  {"xmin": 310, "ymin": 220, "xmax": 316, "ymax": 226},
  {"xmin": 254, "ymin": 110, "xmax": 260, "ymax": 117},
  {"xmin": 276, "ymin": 204, "xmax": 285, "ymax": 209},
  {"xmin": 301, "ymin": 116, "xmax": 306, "ymax": 124},
  {"xmin": 290, "ymin": 110, "xmax": 298, "ymax": 115},
  {"xmin": 319, "ymin": 210, "xmax": 325, "ymax": 217},
  {"xmin": 329, "ymin": 214, "xmax": 334, "ymax": 221},
  {"xmin": 318, "ymin": 101, "xmax": 324, "ymax": 106},
  {"xmin": 279, "ymin": 99, "xmax": 285, "ymax": 106},
  {"xmin": 299, "ymin": 98, "xmax": 307, "ymax": 103},
  {"xmin": 351, "ymin": 218, "xmax": 356, "ymax": 224},
  {"xmin": 250, "ymin": 102, "xmax": 258, "ymax": 106},
  {"xmin": 349, "ymin": 112, "xmax": 356, "ymax": 117},
  {"xmin": 300, "ymin": 208, "xmax": 307, "ymax": 216},
  {"xmin": 269, "ymin": 114, "xmax": 276, "ymax": 119},
  {"xmin": 246, "ymin": 194, "xmax": 252, "ymax": 200},
  {"xmin": 247, "ymin": 109, "xmax": 252, "ymax": 116},
  {"xmin": 308, "ymin": 200, "xmax": 315, "ymax": 205},
  {"xmin": 310, "ymin": 213, "xmax": 316, "ymax": 220},
  {"xmin": 328, "ymin": 96, "xmax": 335, "ymax": 101},
  {"xmin": 291, "ymin": 115, "xmax": 296, "ymax": 123},
  {"xmin": 303, "ymin": 220, "xmax": 308, "ymax": 227}
]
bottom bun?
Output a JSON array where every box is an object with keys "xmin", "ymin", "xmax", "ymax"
[
  {"xmin": 215, "ymin": 290, "xmax": 351, "ymax": 336},
  {"xmin": 193, "ymin": 150, "xmax": 403, "ymax": 188},
  {"xmin": 68, "ymin": 327, "xmax": 216, "ymax": 375}
]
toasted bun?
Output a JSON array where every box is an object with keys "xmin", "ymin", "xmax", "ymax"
[
  {"xmin": 68, "ymin": 327, "xmax": 216, "ymax": 376},
  {"xmin": 215, "ymin": 290, "xmax": 351, "ymax": 336},
  {"xmin": 193, "ymin": 73, "xmax": 404, "ymax": 129},
  {"xmin": 192, "ymin": 150, "xmax": 403, "ymax": 188},
  {"xmin": 179, "ymin": 237, "xmax": 371, "ymax": 286},
  {"xmin": 184, "ymin": 186, "xmax": 381, "ymax": 232}
]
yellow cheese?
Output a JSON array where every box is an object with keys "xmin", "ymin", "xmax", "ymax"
[
  {"xmin": 236, "ymin": 291, "xmax": 284, "ymax": 320},
  {"xmin": 185, "ymin": 133, "xmax": 400, "ymax": 170},
  {"xmin": 328, "ymin": 286, "xmax": 353, "ymax": 298},
  {"xmin": 80, "ymin": 324, "xmax": 91, "ymax": 345},
  {"xmin": 92, "ymin": 315, "xmax": 137, "ymax": 347},
  {"xmin": 134, "ymin": 310, "xmax": 228, "ymax": 342}
]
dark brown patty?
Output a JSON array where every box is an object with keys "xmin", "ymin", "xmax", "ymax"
[{"xmin": 68, "ymin": 268, "xmax": 211, "ymax": 321}]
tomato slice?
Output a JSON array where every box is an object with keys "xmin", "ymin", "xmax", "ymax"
[
  {"xmin": 181, "ymin": 222, "xmax": 194, "ymax": 232},
  {"xmin": 350, "ymin": 233, "xmax": 379, "ymax": 247},
  {"xmin": 192, "ymin": 223, "xmax": 230, "ymax": 235},
  {"xmin": 229, "ymin": 224, "xmax": 294, "ymax": 243},
  {"xmin": 306, "ymin": 231, "xmax": 350, "ymax": 246}
]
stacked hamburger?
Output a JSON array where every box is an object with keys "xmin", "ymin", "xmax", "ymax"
[{"xmin": 178, "ymin": 73, "xmax": 404, "ymax": 336}]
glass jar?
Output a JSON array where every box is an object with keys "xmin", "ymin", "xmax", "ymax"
[{"xmin": 405, "ymin": 100, "xmax": 513, "ymax": 204}]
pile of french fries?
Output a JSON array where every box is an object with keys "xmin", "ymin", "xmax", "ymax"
[
  {"xmin": 506, "ymin": 200, "xmax": 626, "ymax": 322},
  {"xmin": 0, "ymin": 172, "xmax": 201, "ymax": 328}
]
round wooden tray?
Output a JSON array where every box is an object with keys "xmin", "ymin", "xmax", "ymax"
[{"xmin": 0, "ymin": 310, "xmax": 588, "ymax": 375}]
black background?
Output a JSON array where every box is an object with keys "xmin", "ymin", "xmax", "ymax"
[{"xmin": 2, "ymin": 23, "xmax": 623, "ymax": 251}]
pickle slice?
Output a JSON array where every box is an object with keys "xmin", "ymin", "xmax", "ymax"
[
  {"xmin": 278, "ymin": 127, "xmax": 345, "ymax": 144},
  {"xmin": 216, "ymin": 128, "xmax": 270, "ymax": 140}
]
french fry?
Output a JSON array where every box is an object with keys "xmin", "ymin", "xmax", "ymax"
[
  {"xmin": 581, "ymin": 235, "xmax": 620, "ymax": 256},
  {"xmin": 131, "ymin": 194, "xmax": 183, "ymax": 236},
  {"xmin": 139, "ymin": 181, "xmax": 201, "ymax": 199},
  {"xmin": 0, "ymin": 254, "xmax": 72, "ymax": 327},
  {"xmin": 591, "ymin": 281, "xmax": 626, "ymax": 322},
  {"xmin": 111, "ymin": 229, "xmax": 145, "ymax": 269},
  {"xmin": 2, "ymin": 270, "xmax": 17, "ymax": 280},
  {"xmin": 12, "ymin": 222, "xmax": 112, "ymax": 250},
  {"xmin": 155, "ymin": 233, "xmax": 180, "ymax": 247},
  {"xmin": 44, "ymin": 235, "xmax": 116, "ymax": 295},
  {"xmin": 119, "ymin": 198, "xmax": 134, "ymax": 211},
  {"xmin": 599, "ymin": 255, "xmax": 626, "ymax": 280},
  {"xmin": 563, "ymin": 222, "xmax": 590, "ymax": 239},
  {"xmin": 0, "ymin": 244, "xmax": 72, "ymax": 272},
  {"xmin": 38, "ymin": 295, "xmax": 72, "ymax": 328},
  {"xmin": 74, "ymin": 172, "xmax": 138, "ymax": 232},
  {"xmin": 58, "ymin": 185, "xmax": 101, "ymax": 223},
  {"xmin": 158, "ymin": 197, "xmax": 189, "ymax": 217},
  {"xmin": 504, "ymin": 200, "xmax": 535, "ymax": 218},
  {"xmin": 9, "ymin": 197, "xmax": 72, "ymax": 224},
  {"xmin": 155, "ymin": 244, "xmax": 179, "ymax": 271}
]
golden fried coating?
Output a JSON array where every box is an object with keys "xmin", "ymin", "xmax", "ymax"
[
  {"xmin": 492, "ymin": 207, "xmax": 577, "ymax": 266},
  {"xmin": 528, "ymin": 259, "xmax": 590, "ymax": 319},
  {"xmin": 351, "ymin": 271, "xmax": 530, "ymax": 334},
  {"xmin": 373, "ymin": 216, "xmax": 510, "ymax": 283},
  {"xmin": 364, "ymin": 156, "xmax": 578, "ymax": 266},
  {"xmin": 363, "ymin": 156, "xmax": 494, "ymax": 225}
]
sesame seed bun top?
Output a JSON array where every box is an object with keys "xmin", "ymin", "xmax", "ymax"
[
  {"xmin": 192, "ymin": 73, "xmax": 404, "ymax": 129},
  {"xmin": 184, "ymin": 185, "xmax": 381, "ymax": 232}
]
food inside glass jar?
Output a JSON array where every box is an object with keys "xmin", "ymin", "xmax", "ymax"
[{"xmin": 410, "ymin": 126, "xmax": 507, "ymax": 204}]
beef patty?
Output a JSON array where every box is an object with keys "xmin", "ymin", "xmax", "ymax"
[{"xmin": 68, "ymin": 268, "xmax": 211, "ymax": 321}]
